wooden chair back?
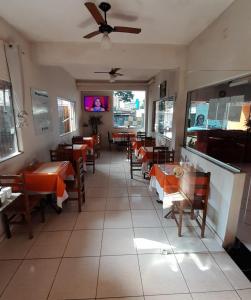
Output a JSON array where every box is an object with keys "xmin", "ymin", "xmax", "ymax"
[
  {"xmin": 153, "ymin": 147, "xmax": 174, "ymax": 164},
  {"xmin": 72, "ymin": 136, "xmax": 84, "ymax": 144},
  {"xmin": 144, "ymin": 137, "xmax": 155, "ymax": 147},
  {"xmin": 137, "ymin": 131, "xmax": 146, "ymax": 140},
  {"xmin": 0, "ymin": 174, "xmax": 26, "ymax": 194},
  {"xmin": 179, "ymin": 170, "xmax": 210, "ymax": 210}
]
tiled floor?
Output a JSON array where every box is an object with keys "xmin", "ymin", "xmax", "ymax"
[{"xmin": 0, "ymin": 151, "xmax": 251, "ymax": 300}]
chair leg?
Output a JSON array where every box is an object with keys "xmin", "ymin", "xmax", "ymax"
[
  {"xmin": 201, "ymin": 207, "xmax": 207, "ymax": 238},
  {"xmin": 2, "ymin": 213, "xmax": 11, "ymax": 239},
  {"xmin": 178, "ymin": 202, "xmax": 184, "ymax": 237},
  {"xmin": 24, "ymin": 213, "xmax": 33, "ymax": 239},
  {"xmin": 93, "ymin": 162, "xmax": 95, "ymax": 174}
]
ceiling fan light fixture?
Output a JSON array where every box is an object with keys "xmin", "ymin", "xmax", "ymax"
[
  {"xmin": 110, "ymin": 74, "xmax": 116, "ymax": 82},
  {"xmin": 101, "ymin": 32, "xmax": 112, "ymax": 50}
]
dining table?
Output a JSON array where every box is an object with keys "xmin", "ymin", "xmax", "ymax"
[
  {"xmin": 83, "ymin": 136, "xmax": 95, "ymax": 153},
  {"xmin": 137, "ymin": 146, "xmax": 154, "ymax": 172},
  {"xmin": 64, "ymin": 144, "xmax": 87, "ymax": 170},
  {"xmin": 112, "ymin": 132, "xmax": 136, "ymax": 143},
  {"xmin": 23, "ymin": 161, "xmax": 75, "ymax": 208}
]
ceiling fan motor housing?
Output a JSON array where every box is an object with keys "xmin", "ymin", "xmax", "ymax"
[
  {"xmin": 99, "ymin": 2, "xmax": 111, "ymax": 13},
  {"xmin": 99, "ymin": 24, "xmax": 113, "ymax": 34}
]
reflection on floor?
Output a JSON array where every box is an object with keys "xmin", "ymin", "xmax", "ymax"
[{"xmin": 0, "ymin": 151, "xmax": 250, "ymax": 300}]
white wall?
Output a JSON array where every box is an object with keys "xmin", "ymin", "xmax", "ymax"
[
  {"xmin": 0, "ymin": 17, "xmax": 80, "ymax": 174},
  {"xmin": 181, "ymin": 148, "xmax": 246, "ymax": 246},
  {"xmin": 0, "ymin": 17, "xmax": 80, "ymax": 238},
  {"xmin": 187, "ymin": 0, "xmax": 251, "ymax": 90}
]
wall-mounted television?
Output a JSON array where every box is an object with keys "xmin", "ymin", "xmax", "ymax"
[{"xmin": 83, "ymin": 96, "xmax": 110, "ymax": 112}]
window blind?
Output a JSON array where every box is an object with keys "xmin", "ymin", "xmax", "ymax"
[{"xmin": 0, "ymin": 40, "xmax": 10, "ymax": 82}]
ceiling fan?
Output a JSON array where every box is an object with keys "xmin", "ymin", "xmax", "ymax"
[
  {"xmin": 94, "ymin": 68, "xmax": 124, "ymax": 82},
  {"xmin": 83, "ymin": 2, "xmax": 141, "ymax": 49}
]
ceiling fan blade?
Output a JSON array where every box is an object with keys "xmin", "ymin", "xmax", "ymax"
[
  {"xmin": 115, "ymin": 73, "xmax": 124, "ymax": 76},
  {"xmin": 85, "ymin": 2, "xmax": 105, "ymax": 25},
  {"xmin": 113, "ymin": 26, "xmax": 141, "ymax": 34},
  {"xmin": 83, "ymin": 30, "xmax": 101, "ymax": 39},
  {"xmin": 111, "ymin": 68, "xmax": 121, "ymax": 74},
  {"xmin": 94, "ymin": 71, "xmax": 110, "ymax": 74}
]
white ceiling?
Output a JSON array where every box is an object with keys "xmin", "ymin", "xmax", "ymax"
[{"xmin": 0, "ymin": 0, "xmax": 234, "ymax": 45}]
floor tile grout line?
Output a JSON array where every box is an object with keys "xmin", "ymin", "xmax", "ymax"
[
  {"xmin": 0, "ymin": 258, "xmax": 22, "ymax": 298},
  {"xmin": 129, "ymin": 185, "xmax": 145, "ymax": 298},
  {"xmin": 94, "ymin": 205, "xmax": 106, "ymax": 299},
  {"xmin": 0, "ymin": 224, "xmax": 44, "ymax": 297},
  {"xmin": 46, "ymin": 209, "xmax": 79, "ymax": 299}
]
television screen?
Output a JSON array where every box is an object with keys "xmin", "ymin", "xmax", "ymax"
[{"xmin": 84, "ymin": 96, "xmax": 110, "ymax": 112}]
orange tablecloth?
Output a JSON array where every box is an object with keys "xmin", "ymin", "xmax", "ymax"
[
  {"xmin": 112, "ymin": 132, "xmax": 136, "ymax": 142},
  {"xmin": 149, "ymin": 164, "xmax": 179, "ymax": 194},
  {"xmin": 132, "ymin": 140, "xmax": 144, "ymax": 151},
  {"xmin": 23, "ymin": 161, "xmax": 75, "ymax": 207},
  {"xmin": 65, "ymin": 144, "xmax": 87, "ymax": 161},
  {"xmin": 138, "ymin": 146, "xmax": 154, "ymax": 162},
  {"xmin": 83, "ymin": 137, "xmax": 95, "ymax": 152}
]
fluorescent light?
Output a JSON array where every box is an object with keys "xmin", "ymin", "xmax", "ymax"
[{"xmin": 229, "ymin": 79, "xmax": 249, "ymax": 87}]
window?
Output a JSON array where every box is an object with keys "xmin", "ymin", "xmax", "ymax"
[
  {"xmin": 113, "ymin": 90, "xmax": 145, "ymax": 130},
  {"xmin": 57, "ymin": 98, "xmax": 76, "ymax": 135},
  {"xmin": 0, "ymin": 80, "xmax": 19, "ymax": 161},
  {"xmin": 154, "ymin": 97, "xmax": 174, "ymax": 139},
  {"xmin": 185, "ymin": 76, "xmax": 251, "ymax": 165}
]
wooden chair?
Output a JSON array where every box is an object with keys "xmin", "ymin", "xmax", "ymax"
[
  {"xmin": 168, "ymin": 171, "xmax": 210, "ymax": 238},
  {"xmin": 65, "ymin": 157, "xmax": 85, "ymax": 212},
  {"xmin": 129, "ymin": 142, "xmax": 142, "ymax": 179},
  {"xmin": 86, "ymin": 151, "xmax": 95, "ymax": 174},
  {"xmin": 50, "ymin": 148, "xmax": 75, "ymax": 170},
  {"xmin": 153, "ymin": 147, "xmax": 174, "ymax": 164},
  {"xmin": 143, "ymin": 137, "xmax": 156, "ymax": 147},
  {"xmin": 107, "ymin": 131, "xmax": 114, "ymax": 150},
  {"xmin": 137, "ymin": 131, "xmax": 146, "ymax": 140},
  {"xmin": 94, "ymin": 133, "xmax": 101, "ymax": 158},
  {"xmin": 0, "ymin": 174, "xmax": 44, "ymax": 239},
  {"xmin": 72, "ymin": 136, "xmax": 84, "ymax": 144}
]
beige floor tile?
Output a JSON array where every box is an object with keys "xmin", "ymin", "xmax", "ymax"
[
  {"xmin": 75, "ymin": 211, "xmax": 105, "ymax": 229},
  {"xmin": 104, "ymin": 211, "xmax": 133, "ymax": 228},
  {"xmin": 131, "ymin": 210, "xmax": 161, "ymax": 227},
  {"xmin": 64, "ymin": 229, "xmax": 102, "ymax": 257},
  {"xmin": 104, "ymin": 298, "xmax": 144, "ymax": 300},
  {"xmin": 165, "ymin": 227, "xmax": 208, "ymax": 253},
  {"xmin": 0, "ymin": 234, "xmax": 36, "ymax": 259},
  {"xmin": 145, "ymin": 295, "xmax": 192, "ymax": 300},
  {"xmin": 237, "ymin": 289, "xmax": 251, "ymax": 299},
  {"xmin": 2, "ymin": 259, "xmax": 60, "ymax": 300},
  {"xmin": 128, "ymin": 187, "xmax": 150, "ymax": 197},
  {"xmin": 43, "ymin": 212, "xmax": 78, "ymax": 231},
  {"xmin": 86, "ymin": 187, "xmax": 108, "ymax": 197},
  {"xmin": 134, "ymin": 227, "xmax": 172, "ymax": 254},
  {"xmin": 212, "ymin": 252, "xmax": 251, "ymax": 289},
  {"xmin": 108, "ymin": 187, "xmax": 128, "ymax": 197},
  {"xmin": 192, "ymin": 291, "xmax": 240, "ymax": 300},
  {"xmin": 0, "ymin": 260, "xmax": 21, "ymax": 295},
  {"xmin": 83, "ymin": 197, "xmax": 107, "ymax": 211},
  {"xmin": 97, "ymin": 255, "xmax": 143, "ymax": 298},
  {"xmin": 138, "ymin": 254, "xmax": 188, "ymax": 295},
  {"xmin": 101, "ymin": 228, "xmax": 136, "ymax": 255},
  {"xmin": 106, "ymin": 197, "xmax": 130, "ymax": 210},
  {"xmin": 129, "ymin": 196, "xmax": 155, "ymax": 210},
  {"xmin": 176, "ymin": 253, "xmax": 233, "ymax": 292},
  {"xmin": 49, "ymin": 257, "xmax": 99, "ymax": 300},
  {"xmin": 26, "ymin": 231, "xmax": 71, "ymax": 258}
]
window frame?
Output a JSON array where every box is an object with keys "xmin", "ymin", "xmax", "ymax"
[
  {"xmin": 112, "ymin": 90, "xmax": 146, "ymax": 130},
  {"xmin": 0, "ymin": 80, "xmax": 20, "ymax": 163},
  {"xmin": 57, "ymin": 97, "xmax": 76, "ymax": 136}
]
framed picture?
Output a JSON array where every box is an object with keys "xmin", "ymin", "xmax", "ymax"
[{"xmin": 160, "ymin": 81, "xmax": 167, "ymax": 98}]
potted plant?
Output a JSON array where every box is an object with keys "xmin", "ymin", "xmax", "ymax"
[{"xmin": 88, "ymin": 115, "xmax": 103, "ymax": 135}]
